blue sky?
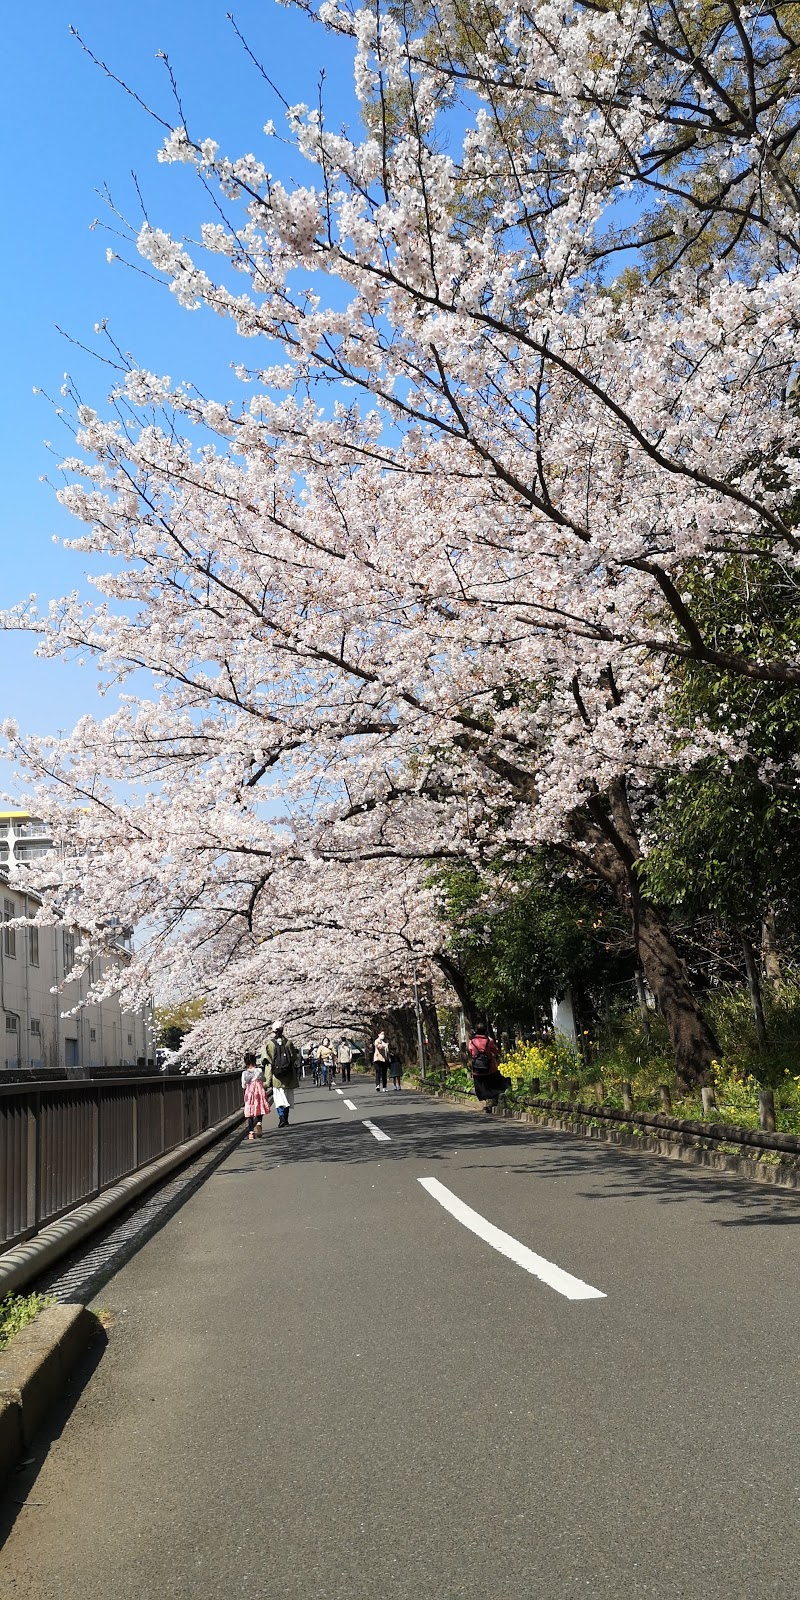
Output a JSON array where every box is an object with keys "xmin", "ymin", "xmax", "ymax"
[{"xmin": 0, "ymin": 1, "xmax": 357, "ymax": 742}]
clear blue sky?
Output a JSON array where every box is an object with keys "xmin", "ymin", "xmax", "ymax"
[{"xmin": 0, "ymin": 1, "xmax": 357, "ymax": 741}]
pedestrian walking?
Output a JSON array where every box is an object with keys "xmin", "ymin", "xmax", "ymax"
[
  {"xmin": 241, "ymin": 1052, "xmax": 268, "ymax": 1139},
  {"xmin": 337, "ymin": 1037, "xmax": 353, "ymax": 1083},
  {"xmin": 318, "ymin": 1036, "xmax": 336, "ymax": 1088},
  {"xmin": 262, "ymin": 1021, "xmax": 301, "ymax": 1128},
  {"xmin": 388, "ymin": 1049, "xmax": 402, "ymax": 1090},
  {"xmin": 373, "ymin": 1030, "xmax": 389, "ymax": 1092},
  {"xmin": 468, "ymin": 1025, "xmax": 509, "ymax": 1113}
]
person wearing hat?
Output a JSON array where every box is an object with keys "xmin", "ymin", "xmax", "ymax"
[{"xmin": 262, "ymin": 1021, "xmax": 301, "ymax": 1128}]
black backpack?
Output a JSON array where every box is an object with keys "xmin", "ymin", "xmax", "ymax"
[
  {"xmin": 272, "ymin": 1039, "xmax": 293, "ymax": 1081},
  {"xmin": 471, "ymin": 1044, "xmax": 492, "ymax": 1074}
]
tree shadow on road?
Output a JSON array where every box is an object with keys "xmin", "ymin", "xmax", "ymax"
[{"xmin": 216, "ymin": 1092, "xmax": 800, "ymax": 1229}]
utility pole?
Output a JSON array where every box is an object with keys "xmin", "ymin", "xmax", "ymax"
[{"xmin": 412, "ymin": 960, "xmax": 426, "ymax": 1081}]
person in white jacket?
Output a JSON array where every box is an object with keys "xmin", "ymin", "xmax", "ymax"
[
  {"xmin": 337, "ymin": 1037, "xmax": 353, "ymax": 1084},
  {"xmin": 373, "ymin": 1031, "xmax": 389, "ymax": 1092}
]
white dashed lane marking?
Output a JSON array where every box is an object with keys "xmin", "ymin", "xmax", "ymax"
[
  {"xmin": 344, "ymin": 1099, "xmax": 358, "ymax": 1111},
  {"xmin": 362, "ymin": 1120, "xmax": 391, "ymax": 1143}
]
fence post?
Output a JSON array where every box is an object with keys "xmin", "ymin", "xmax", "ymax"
[
  {"xmin": 593, "ymin": 1080, "xmax": 605, "ymax": 1104},
  {"xmin": 131, "ymin": 1091, "xmax": 139, "ymax": 1171},
  {"xmin": 621, "ymin": 1081, "xmax": 634, "ymax": 1114},
  {"xmin": 530, "ymin": 1076, "xmax": 540, "ymax": 1095},
  {"xmin": 91, "ymin": 1088, "xmax": 100, "ymax": 1196},
  {"xmin": 658, "ymin": 1084, "xmax": 672, "ymax": 1113},
  {"xmin": 26, "ymin": 1093, "xmax": 39, "ymax": 1235},
  {"xmin": 758, "ymin": 1089, "xmax": 776, "ymax": 1132},
  {"xmin": 568, "ymin": 1078, "xmax": 580, "ymax": 1101},
  {"xmin": 160, "ymin": 1083, "xmax": 166, "ymax": 1156},
  {"xmin": 701, "ymin": 1085, "xmax": 717, "ymax": 1117}
]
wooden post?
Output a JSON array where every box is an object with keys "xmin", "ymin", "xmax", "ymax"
[
  {"xmin": 568, "ymin": 1078, "xmax": 580, "ymax": 1101},
  {"xmin": 621, "ymin": 1081, "xmax": 633, "ymax": 1113},
  {"xmin": 658, "ymin": 1084, "xmax": 672, "ymax": 1112},
  {"xmin": 530, "ymin": 1076, "xmax": 541, "ymax": 1095},
  {"xmin": 758, "ymin": 1089, "xmax": 776, "ymax": 1132},
  {"xmin": 593, "ymin": 1080, "xmax": 605, "ymax": 1104},
  {"xmin": 701, "ymin": 1085, "xmax": 717, "ymax": 1117}
]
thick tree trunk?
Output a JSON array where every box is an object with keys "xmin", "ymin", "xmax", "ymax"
[
  {"xmin": 634, "ymin": 901, "xmax": 718, "ymax": 1084},
  {"xmin": 571, "ymin": 779, "xmax": 719, "ymax": 1086},
  {"xmin": 421, "ymin": 983, "xmax": 446, "ymax": 1070},
  {"xmin": 432, "ymin": 953, "xmax": 481, "ymax": 1033},
  {"xmin": 742, "ymin": 934, "xmax": 769, "ymax": 1051}
]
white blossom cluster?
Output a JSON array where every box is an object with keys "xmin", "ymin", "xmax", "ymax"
[{"xmin": 3, "ymin": 0, "xmax": 799, "ymax": 1065}]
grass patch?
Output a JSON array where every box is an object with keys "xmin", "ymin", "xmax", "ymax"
[{"xmin": 0, "ymin": 1291, "xmax": 54, "ymax": 1350}]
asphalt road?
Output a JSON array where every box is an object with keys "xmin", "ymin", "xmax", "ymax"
[{"xmin": 2, "ymin": 1079, "xmax": 799, "ymax": 1599}]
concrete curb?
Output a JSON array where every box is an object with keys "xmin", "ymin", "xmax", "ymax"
[
  {"xmin": 417, "ymin": 1087, "xmax": 800, "ymax": 1192},
  {"xmin": 0, "ymin": 1304, "xmax": 99, "ymax": 1487},
  {"xmin": 0, "ymin": 1110, "xmax": 244, "ymax": 1300}
]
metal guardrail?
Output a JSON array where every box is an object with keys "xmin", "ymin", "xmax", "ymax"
[
  {"xmin": 0, "ymin": 1072, "xmax": 241, "ymax": 1253},
  {"xmin": 524, "ymin": 1097, "xmax": 800, "ymax": 1153},
  {"xmin": 419, "ymin": 1077, "xmax": 800, "ymax": 1156}
]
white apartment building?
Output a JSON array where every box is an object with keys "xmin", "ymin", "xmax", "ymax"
[{"xmin": 1, "ymin": 811, "xmax": 153, "ymax": 1073}]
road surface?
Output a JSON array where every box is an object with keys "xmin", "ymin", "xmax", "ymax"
[{"xmin": 2, "ymin": 1080, "xmax": 799, "ymax": 1598}]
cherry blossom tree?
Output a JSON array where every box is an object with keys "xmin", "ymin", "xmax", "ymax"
[{"xmin": 5, "ymin": 1, "xmax": 800, "ymax": 1080}]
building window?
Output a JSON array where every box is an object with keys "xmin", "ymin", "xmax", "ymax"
[
  {"xmin": 90, "ymin": 1027, "xmax": 97, "ymax": 1041},
  {"xmin": 28, "ymin": 926, "xmax": 39, "ymax": 967},
  {"xmin": 5, "ymin": 1014, "xmax": 19, "ymax": 1034},
  {"xmin": 127, "ymin": 1033, "xmax": 133, "ymax": 1045},
  {"xmin": 3, "ymin": 899, "xmax": 16, "ymax": 959},
  {"xmin": 62, "ymin": 929, "xmax": 75, "ymax": 971},
  {"xmin": 30, "ymin": 1019, "xmax": 41, "ymax": 1037}
]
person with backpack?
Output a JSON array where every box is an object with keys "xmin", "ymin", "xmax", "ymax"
[
  {"xmin": 468, "ymin": 1025, "xmax": 509, "ymax": 1113},
  {"xmin": 388, "ymin": 1048, "xmax": 403, "ymax": 1091},
  {"xmin": 262, "ymin": 1022, "xmax": 301, "ymax": 1128},
  {"xmin": 373, "ymin": 1030, "xmax": 389, "ymax": 1091}
]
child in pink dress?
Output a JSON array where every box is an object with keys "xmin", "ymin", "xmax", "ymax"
[{"xmin": 241, "ymin": 1052, "xmax": 268, "ymax": 1139}]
